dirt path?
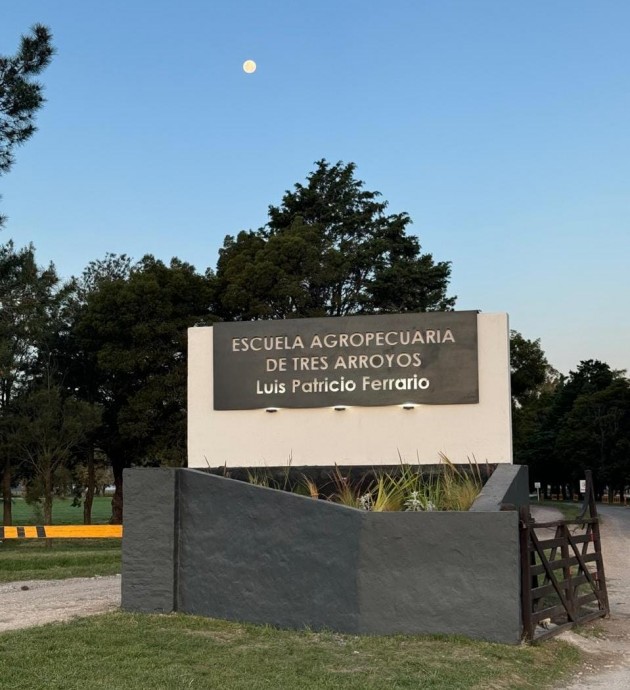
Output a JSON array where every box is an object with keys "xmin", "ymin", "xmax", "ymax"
[
  {"xmin": 553, "ymin": 505, "xmax": 630, "ymax": 689},
  {"xmin": 0, "ymin": 575, "xmax": 120, "ymax": 632}
]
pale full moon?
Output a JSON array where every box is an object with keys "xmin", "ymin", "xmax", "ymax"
[{"xmin": 242, "ymin": 59, "xmax": 256, "ymax": 74}]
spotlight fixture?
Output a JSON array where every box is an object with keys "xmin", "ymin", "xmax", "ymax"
[
  {"xmin": 333, "ymin": 405, "xmax": 347, "ymax": 411},
  {"xmin": 265, "ymin": 407, "xmax": 279, "ymax": 413},
  {"xmin": 401, "ymin": 403, "xmax": 416, "ymax": 410}
]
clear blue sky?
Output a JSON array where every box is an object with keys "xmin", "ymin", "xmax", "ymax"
[{"xmin": 1, "ymin": 1, "xmax": 628, "ymax": 375}]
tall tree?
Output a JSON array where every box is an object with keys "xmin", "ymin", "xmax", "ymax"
[
  {"xmin": 70, "ymin": 256, "xmax": 213, "ymax": 522},
  {"xmin": 552, "ymin": 363, "xmax": 629, "ymax": 494},
  {"xmin": 509, "ymin": 330, "xmax": 556, "ymax": 407},
  {"xmin": 0, "ymin": 241, "xmax": 68, "ymax": 524},
  {"xmin": 514, "ymin": 358, "xmax": 630, "ymax": 497},
  {"xmin": 58, "ymin": 253, "xmax": 133, "ymax": 523},
  {"xmin": 510, "ymin": 332, "xmax": 561, "ymax": 480},
  {"xmin": 6, "ymin": 367, "xmax": 100, "ymax": 524},
  {"xmin": 0, "ymin": 25, "xmax": 54, "ymax": 225},
  {"xmin": 214, "ymin": 160, "xmax": 454, "ymax": 319}
]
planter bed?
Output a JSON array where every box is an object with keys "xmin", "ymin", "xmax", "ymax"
[{"xmin": 122, "ymin": 464, "xmax": 528, "ymax": 643}]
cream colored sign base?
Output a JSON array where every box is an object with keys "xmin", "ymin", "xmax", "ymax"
[{"xmin": 187, "ymin": 313, "xmax": 512, "ymax": 467}]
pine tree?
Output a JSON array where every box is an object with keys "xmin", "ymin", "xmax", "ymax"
[{"xmin": 0, "ymin": 24, "xmax": 54, "ymax": 225}]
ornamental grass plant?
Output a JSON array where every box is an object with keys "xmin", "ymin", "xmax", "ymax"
[
  {"xmin": 244, "ymin": 456, "xmax": 484, "ymax": 512},
  {"xmin": 433, "ymin": 453, "xmax": 484, "ymax": 511},
  {"xmin": 352, "ymin": 456, "xmax": 483, "ymax": 512}
]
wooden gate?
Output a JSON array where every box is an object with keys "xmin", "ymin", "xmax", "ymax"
[{"xmin": 520, "ymin": 471, "xmax": 609, "ymax": 641}]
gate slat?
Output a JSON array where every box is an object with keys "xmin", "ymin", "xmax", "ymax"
[
  {"xmin": 530, "ymin": 534, "xmax": 590, "ymax": 550},
  {"xmin": 530, "ymin": 553, "xmax": 598, "ymax": 576},
  {"xmin": 533, "ymin": 572, "xmax": 595, "ymax": 600},
  {"xmin": 529, "ymin": 529, "xmax": 577, "ymax": 621},
  {"xmin": 531, "ymin": 518, "xmax": 598, "ymax": 529},
  {"xmin": 565, "ymin": 527, "xmax": 607, "ymax": 609},
  {"xmin": 520, "ymin": 470, "xmax": 609, "ymax": 642}
]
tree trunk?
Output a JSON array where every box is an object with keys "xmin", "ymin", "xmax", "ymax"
[
  {"xmin": 2, "ymin": 460, "xmax": 12, "ymax": 526},
  {"xmin": 43, "ymin": 469, "xmax": 53, "ymax": 525},
  {"xmin": 111, "ymin": 458, "xmax": 124, "ymax": 524},
  {"xmin": 83, "ymin": 445, "xmax": 95, "ymax": 525}
]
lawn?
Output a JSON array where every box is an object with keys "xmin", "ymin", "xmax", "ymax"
[
  {"xmin": 0, "ymin": 538, "xmax": 121, "ymax": 581},
  {"xmin": 0, "ymin": 496, "xmax": 121, "ymax": 582},
  {"xmin": 534, "ymin": 499, "xmax": 585, "ymax": 521},
  {"xmin": 0, "ymin": 496, "xmax": 583, "ymax": 688},
  {"xmin": 5, "ymin": 495, "xmax": 113, "ymax": 525},
  {"xmin": 0, "ymin": 612, "xmax": 581, "ymax": 690}
]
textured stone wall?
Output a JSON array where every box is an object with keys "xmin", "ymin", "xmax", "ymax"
[
  {"xmin": 177, "ymin": 470, "xmax": 363, "ymax": 632},
  {"xmin": 469, "ymin": 463, "xmax": 529, "ymax": 511},
  {"xmin": 121, "ymin": 467, "xmax": 178, "ymax": 613},
  {"xmin": 122, "ymin": 465, "xmax": 527, "ymax": 643}
]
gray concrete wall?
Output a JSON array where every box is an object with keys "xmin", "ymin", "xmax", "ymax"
[
  {"xmin": 122, "ymin": 467, "xmax": 524, "ymax": 643},
  {"xmin": 357, "ymin": 511, "xmax": 521, "ymax": 642},
  {"xmin": 121, "ymin": 468, "xmax": 178, "ymax": 613},
  {"xmin": 469, "ymin": 463, "xmax": 529, "ymax": 511},
  {"xmin": 177, "ymin": 470, "xmax": 363, "ymax": 632}
]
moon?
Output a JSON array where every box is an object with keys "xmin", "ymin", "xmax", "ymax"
[{"xmin": 243, "ymin": 59, "xmax": 256, "ymax": 74}]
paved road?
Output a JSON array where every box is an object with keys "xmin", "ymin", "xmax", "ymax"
[{"xmin": 556, "ymin": 505, "xmax": 630, "ymax": 690}]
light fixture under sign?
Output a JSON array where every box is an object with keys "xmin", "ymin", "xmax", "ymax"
[
  {"xmin": 265, "ymin": 407, "xmax": 279, "ymax": 413},
  {"xmin": 333, "ymin": 405, "xmax": 347, "ymax": 411},
  {"xmin": 401, "ymin": 403, "xmax": 416, "ymax": 410}
]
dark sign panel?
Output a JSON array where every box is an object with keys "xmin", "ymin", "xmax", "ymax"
[{"xmin": 213, "ymin": 312, "xmax": 479, "ymax": 410}]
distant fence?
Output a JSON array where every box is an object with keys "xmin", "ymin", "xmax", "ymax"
[{"xmin": 0, "ymin": 525, "xmax": 122, "ymax": 539}]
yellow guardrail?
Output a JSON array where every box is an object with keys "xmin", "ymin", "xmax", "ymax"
[{"xmin": 0, "ymin": 525, "xmax": 123, "ymax": 539}]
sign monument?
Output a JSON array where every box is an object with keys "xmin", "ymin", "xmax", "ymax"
[{"xmin": 187, "ymin": 311, "xmax": 512, "ymax": 467}]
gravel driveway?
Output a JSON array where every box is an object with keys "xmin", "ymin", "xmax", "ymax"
[
  {"xmin": 553, "ymin": 505, "xmax": 630, "ymax": 690},
  {"xmin": 0, "ymin": 574, "xmax": 121, "ymax": 632}
]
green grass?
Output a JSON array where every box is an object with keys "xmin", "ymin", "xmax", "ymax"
[
  {"xmin": 535, "ymin": 500, "xmax": 584, "ymax": 521},
  {"xmin": 0, "ymin": 539, "xmax": 121, "ymax": 582},
  {"xmin": 0, "ymin": 612, "xmax": 580, "ymax": 690},
  {"xmin": 3, "ymin": 496, "xmax": 113, "ymax": 525},
  {"xmin": 1, "ymin": 496, "xmax": 120, "ymax": 582}
]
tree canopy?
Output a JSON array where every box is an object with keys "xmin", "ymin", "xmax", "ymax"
[
  {"xmin": 0, "ymin": 241, "xmax": 69, "ymax": 523},
  {"xmin": 214, "ymin": 160, "xmax": 455, "ymax": 319},
  {"xmin": 0, "ymin": 24, "xmax": 54, "ymax": 225},
  {"xmin": 67, "ymin": 255, "xmax": 213, "ymax": 522},
  {"xmin": 510, "ymin": 330, "xmax": 557, "ymax": 406},
  {"xmin": 2, "ymin": 153, "xmax": 629, "ymax": 520},
  {"xmin": 513, "ymin": 356, "xmax": 630, "ymax": 498}
]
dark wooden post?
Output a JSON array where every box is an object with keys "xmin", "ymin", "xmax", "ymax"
[
  {"xmin": 560, "ymin": 523, "xmax": 575, "ymax": 620},
  {"xmin": 519, "ymin": 505, "xmax": 534, "ymax": 641},
  {"xmin": 585, "ymin": 470, "xmax": 610, "ymax": 615}
]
